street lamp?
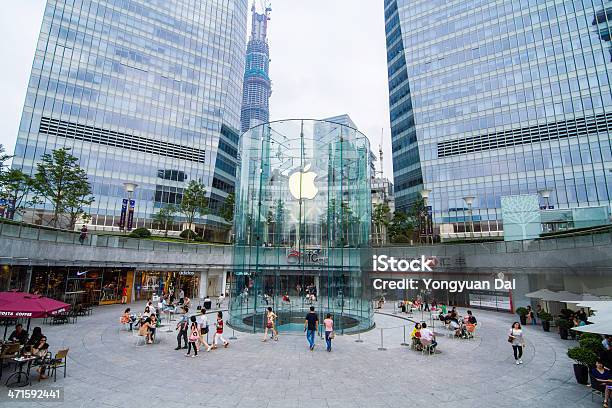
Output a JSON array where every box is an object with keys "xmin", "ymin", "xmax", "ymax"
[
  {"xmin": 538, "ymin": 189, "xmax": 552, "ymax": 209},
  {"xmin": 462, "ymin": 196, "xmax": 475, "ymax": 240},
  {"xmin": 420, "ymin": 189, "xmax": 432, "ymax": 244}
]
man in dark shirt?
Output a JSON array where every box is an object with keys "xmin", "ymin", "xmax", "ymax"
[
  {"xmin": 466, "ymin": 310, "xmax": 477, "ymax": 325},
  {"xmin": 8, "ymin": 323, "xmax": 29, "ymax": 345},
  {"xmin": 304, "ymin": 306, "xmax": 318, "ymax": 350}
]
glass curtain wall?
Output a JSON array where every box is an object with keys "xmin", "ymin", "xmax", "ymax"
[{"xmin": 230, "ymin": 119, "xmax": 373, "ymax": 333}]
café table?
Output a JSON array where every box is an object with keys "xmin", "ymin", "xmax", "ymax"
[{"xmin": 6, "ymin": 355, "xmax": 38, "ymax": 387}]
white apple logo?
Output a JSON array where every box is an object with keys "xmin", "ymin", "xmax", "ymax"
[{"xmin": 288, "ymin": 163, "xmax": 318, "ymax": 200}]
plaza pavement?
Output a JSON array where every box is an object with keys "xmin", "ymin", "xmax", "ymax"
[{"xmin": 0, "ymin": 301, "xmax": 601, "ymax": 408}]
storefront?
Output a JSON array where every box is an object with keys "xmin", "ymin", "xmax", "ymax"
[
  {"xmin": 26, "ymin": 266, "xmax": 134, "ymax": 306},
  {"xmin": 134, "ymin": 270, "xmax": 200, "ymax": 301}
]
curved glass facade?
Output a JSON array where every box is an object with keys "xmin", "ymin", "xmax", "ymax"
[{"xmin": 229, "ymin": 119, "xmax": 373, "ymax": 333}]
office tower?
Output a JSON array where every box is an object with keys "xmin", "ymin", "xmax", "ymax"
[
  {"xmin": 12, "ymin": 0, "xmax": 248, "ymax": 237},
  {"xmin": 240, "ymin": 3, "xmax": 272, "ymax": 133},
  {"xmin": 384, "ymin": 0, "xmax": 612, "ymax": 236}
]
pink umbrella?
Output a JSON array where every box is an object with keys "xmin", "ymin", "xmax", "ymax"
[{"xmin": 0, "ymin": 291, "xmax": 71, "ymax": 337}]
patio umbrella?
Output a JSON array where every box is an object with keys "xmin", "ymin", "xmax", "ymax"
[
  {"xmin": 0, "ymin": 291, "xmax": 71, "ymax": 337},
  {"xmin": 525, "ymin": 289, "xmax": 558, "ymax": 300}
]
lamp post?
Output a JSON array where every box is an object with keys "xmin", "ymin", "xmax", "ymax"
[
  {"xmin": 123, "ymin": 182, "xmax": 138, "ymax": 233},
  {"xmin": 538, "ymin": 189, "xmax": 552, "ymax": 210},
  {"xmin": 462, "ymin": 196, "xmax": 475, "ymax": 240},
  {"xmin": 420, "ymin": 189, "xmax": 432, "ymax": 245}
]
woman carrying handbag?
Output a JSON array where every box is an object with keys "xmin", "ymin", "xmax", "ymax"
[
  {"xmin": 508, "ymin": 322, "xmax": 526, "ymax": 365},
  {"xmin": 185, "ymin": 321, "xmax": 199, "ymax": 357}
]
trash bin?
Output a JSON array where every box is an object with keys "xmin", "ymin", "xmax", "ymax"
[{"xmin": 203, "ymin": 298, "xmax": 212, "ymax": 310}]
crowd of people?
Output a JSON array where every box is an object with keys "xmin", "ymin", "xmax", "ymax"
[{"xmin": 5, "ymin": 323, "xmax": 51, "ymax": 380}]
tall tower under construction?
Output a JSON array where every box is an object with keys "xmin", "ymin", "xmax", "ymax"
[{"xmin": 240, "ymin": 3, "xmax": 272, "ymax": 133}]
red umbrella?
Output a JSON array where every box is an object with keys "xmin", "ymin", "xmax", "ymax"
[
  {"xmin": 0, "ymin": 291, "xmax": 70, "ymax": 318},
  {"xmin": 0, "ymin": 291, "xmax": 71, "ymax": 338}
]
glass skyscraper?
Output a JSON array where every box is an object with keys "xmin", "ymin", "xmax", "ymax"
[
  {"xmin": 12, "ymin": 0, "xmax": 248, "ymax": 236},
  {"xmin": 385, "ymin": 0, "xmax": 612, "ymax": 236}
]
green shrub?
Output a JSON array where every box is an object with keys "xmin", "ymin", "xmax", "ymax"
[
  {"xmin": 129, "ymin": 227, "xmax": 151, "ymax": 238},
  {"xmin": 539, "ymin": 311, "xmax": 553, "ymax": 322},
  {"xmin": 194, "ymin": 235, "xmax": 204, "ymax": 242},
  {"xmin": 515, "ymin": 307, "xmax": 528, "ymax": 317},
  {"xmin": 556, "ymin": 318, "xmax": 571, "ymax": 329},
  {"xmin": 560, "ymin": 308, "xmax": 573, "ymax": 318},
  {"xmin": 579, "ymin": 333, "xmax": 603, "ymax": 342},
  {"xmin": 579, "ymin": 337, "xmax": 603, "ymax": 354},
  {"xmin": 180, "ymin": 229, "xmax": 197, "ymax": 240},
  {"xmin": 567, "ymin": 347, "xmax": 598, "ymax": 367}
]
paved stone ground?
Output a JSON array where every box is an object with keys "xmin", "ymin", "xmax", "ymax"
[{"xmin": 0, "ymin": 302, "xmax": 601, "ymax": 407}]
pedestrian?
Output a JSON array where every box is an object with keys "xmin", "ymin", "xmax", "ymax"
[
  {"xmin": 304, "ymin": 306, "xmax": 318, "ymax": 350},
  {"xmin": 209, "ymin": 311, "xmax": 229, "ymax": 350},
  {"xmin": 323, "ymin": 313, "xmax": 334, "ymax": 352},
  {"xmin": 420, "ymin": 322, "xmax": 437, "ymax": 352},
  {"xmin": 79, "ymin": 225, "xmax": 88, "ymax": 244},
  {"xmin": 508, "ymin": 322, "xmax": 526, "ymax": 365},
  {"xmin": 526, "ymin": 306, "xmax": 536, "ymax": 325},
  {"xmin": 121, "ymin": 286, "xmax": 128, "ymax": 304},
  {"xmin": 198, "ymin": 309, "xmax": 211, "ymax": 350},
  {"xmin": 179, "ymin": 288, "xmax": 185, "ymax": 304},
  {"xmin": 185, "ymin": 320, "xmax": 199, "ymax": 357},
  {"xmin": 262, "ymin": 307, "xmax": 279, "ymax": 342},
  {"xmin": 175, "ymin": 314, "xmax": 189, "ymax": 350}
]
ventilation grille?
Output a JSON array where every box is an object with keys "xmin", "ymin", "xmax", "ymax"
[
  {"xmin": 437, "ymin": 112, "xmax": 612, "ymax": 158},
  {"xmin": 39, "ymin": 117, "xmax": 206, "ymax": 163}
]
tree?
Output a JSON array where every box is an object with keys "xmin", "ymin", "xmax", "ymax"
[
  {"xmin": 219, "ymin": 193, "xmax": 235, "ymax": 223},
  {"xmin": 179, "ymin": 180, "xmax": 208, "ymax": 241},
  {"xmin": 153, "ymin": 204, "xmax": 176, "ymax": 237},
  {"xmin": 388, "ymin": 210, "xmax": 415, "ymax": 244},
  {"xmin": 0, "ymin": 144, "xmax": 11, "ymax": 174},
  {"xmin": 407, "ymin": 197, "xmax": 428, "ymax": 243},
  {"xmin": 372, "ymin": 203, "xmax": 391, "ymax": 246},
  {"xmin": 1, "ymin": 168, "xmax": 38, "ymax": 220},
  {"xmin": 32, "ymin": 148, "xmax": 94, "ymax": 228}
]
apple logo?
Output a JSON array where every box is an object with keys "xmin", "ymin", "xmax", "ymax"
[{"xmin": 288, "ymin": 163, "xmax": 318, "ymax": 200}]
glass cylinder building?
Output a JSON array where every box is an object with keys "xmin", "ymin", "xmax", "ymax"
[{"xmin": 229, "ymin": 119, "xmax": 373, "ymax": 333}]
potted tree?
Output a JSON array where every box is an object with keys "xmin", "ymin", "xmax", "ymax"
[
  {"xmin": 557, "ymin": 318, "xmax": 571, "ymax": 340},
  {"xmin": 515, "ymin": 307, "xmax": 528, "ymax": 326},
  {"xmin": 567, "ymin": 346, "xmax": 597, "ymax": 385},
  {"xmin": 539, "ymin": 311, "xmax": 552, "ymax": 332}
]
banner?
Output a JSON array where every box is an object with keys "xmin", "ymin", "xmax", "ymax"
[
  {"xmin": 119, "ymin": 198, "xmax": 128, "ymax": 229},
  {"xmin": 127, "ymin": 199, "xmax": 135, "ymax": 231}
]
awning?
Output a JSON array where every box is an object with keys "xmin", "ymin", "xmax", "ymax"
[{"xmin": 0, "ymin": 291, "xmax": 71, "ymax": 318}]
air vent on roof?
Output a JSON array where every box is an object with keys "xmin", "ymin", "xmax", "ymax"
[
  {"xmin": 39, "ymin": 117, "xmax": 205, "ymax": 163},
  {"xmin": 437, "ymin": 112, "xmax": 612, "ymax": 158}
]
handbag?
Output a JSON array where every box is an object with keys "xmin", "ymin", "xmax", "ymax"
[
  {"xmin": 507, "ymin": 336, "xmax": 514, "ymax": 343},
  {"xmin": 329, "ymin": 331, "xmax": 335, "ymax": 339},
  {"xmin": 189, "ymin": 330, "xmax": 198, "ymax": 342}
]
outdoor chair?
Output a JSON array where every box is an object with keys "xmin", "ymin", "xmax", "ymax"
[
  {"xmin": 420, "ymin": 338, "xmax": 435, "ymax": 355},
  {"xmin": 589, "ymin": 372, "xmax": 606, "ymax": 403},
  {"xmin": 48, "ymin": 348, "xmax": 69, "ymax": 382},
  {"xmin": 133, "ymin": 328, "xmax": 146, "ymax": 346},
  {"xmin": 0, "ymin": 343, "xmax": 21, "ymax": 378}
]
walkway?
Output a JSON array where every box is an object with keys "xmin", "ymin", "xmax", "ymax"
[{"xmin": 1, "ymin": 302, "xmax": 599, "ymax": 407}]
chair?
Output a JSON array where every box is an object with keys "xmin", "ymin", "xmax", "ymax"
[
  {"xmin": 133, "ymin": 327, "xmax": 146, "ymax": 346},
  {"xmin": 420, "ymin": 338, "xmax": 435, "ymax": 355},
  {"xmin": 0, "ymin": 343, "xmax": 21, "ymax": 378},
  {"xmin": 48, "ymin": 349, "xmax": 69, "ymax": 382},
  {"xmin": 589, "ymin": 371, "xmax": 606, "ymax": 402}
]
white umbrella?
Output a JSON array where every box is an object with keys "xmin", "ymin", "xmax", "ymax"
[
  {"xmin": 571, "ymin": 317, "xmax": 612, "ymax": 335},
  {"xmin": 556, "ymin": 291, "xmax": 584, "ymax": 302},
  {"xmin": 524, "ymin": 289, "xmax": 558, "ymax": 300}
]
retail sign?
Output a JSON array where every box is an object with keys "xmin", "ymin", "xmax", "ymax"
[
  {"xmin": 286, "ymin": 248, "xmax": 327, "ymax": 264},
  {"xmin": 179, "ymin": 271, "xmax": 195, "ymax": 276}
]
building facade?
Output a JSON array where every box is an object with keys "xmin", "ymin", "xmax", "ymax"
[
  {"xmin": 12, "ymin": 0, "xmax": 248, "ymax": 236},
  {"xmin": 240, "ymin": 4, "xmax": 272, "ymax": 133},
  {"xmin": 385, "ymin": 0, "xmax": 612, "ymax": 237}
]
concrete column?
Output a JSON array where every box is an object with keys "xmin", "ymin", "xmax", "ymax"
[
  {"xmin": 199, "ymin": 270, "xmax": 209, "ymax": 301},
  {"xmin": 221, "ymin": 270, "xmax": 227, "ymax": 296}
]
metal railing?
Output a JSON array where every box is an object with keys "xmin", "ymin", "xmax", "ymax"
[{"xmin": 0, "ymin": 221, "xmax": 231, "ymax": 255}]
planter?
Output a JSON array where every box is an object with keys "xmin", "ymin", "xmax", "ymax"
[
  {"xmin": 542, "ymin": 321, "xmax": 550, "ymax": 332},
  {"xmin": 519, "ymin": 315, "xmax": 527, "ymax": 325},
  {"xmin": 559, "ymin": 327, "xmax": 569, "ymax": 340},
  {"xmin": 573, "ymin": 364, "xmax": 589, "ymax": 385},
  {"xmin": 569, "ymin": 330, "xmax": 577, "ymax": 340}
]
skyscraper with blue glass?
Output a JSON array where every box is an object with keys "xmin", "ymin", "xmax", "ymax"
[
  {"xmin": 385, "ymin": 0, "xmax": 612, "ymax": 237},
  {"xmin": 12, "ymin": 0, "xmax": 248, "ymax": 237},
  {"xmin": 240, "ymin": 4, "xmax": 272, "ymax": 133}
]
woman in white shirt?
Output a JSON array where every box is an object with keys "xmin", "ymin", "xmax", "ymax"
[
  {"xmin": 508, "ymin": 322, "xmax": 526, "ymax": 365},
  {"xmin": 198, "ymin": 309, "xmax": 211, "ymax": 350}
]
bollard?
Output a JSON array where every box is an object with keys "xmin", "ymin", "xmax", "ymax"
[
  {"xmin": 377, "ymin": 328, "xmax": 387, "ymax": 351},
  {"xmin": 355, "ymin": 332, "xmax": 364, "ymax": 343},
  {"xmin": 400, "ymin": 325, "xmax": 409, "ymax": 346},
  {"xmin": 229, "ymin": 327, "xmax": 237, "ymax": 340}
]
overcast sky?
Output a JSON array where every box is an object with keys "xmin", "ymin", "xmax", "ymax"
[{"xmin": 0, "ymin": 1, "xmax": 393, "ymax": 178}]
